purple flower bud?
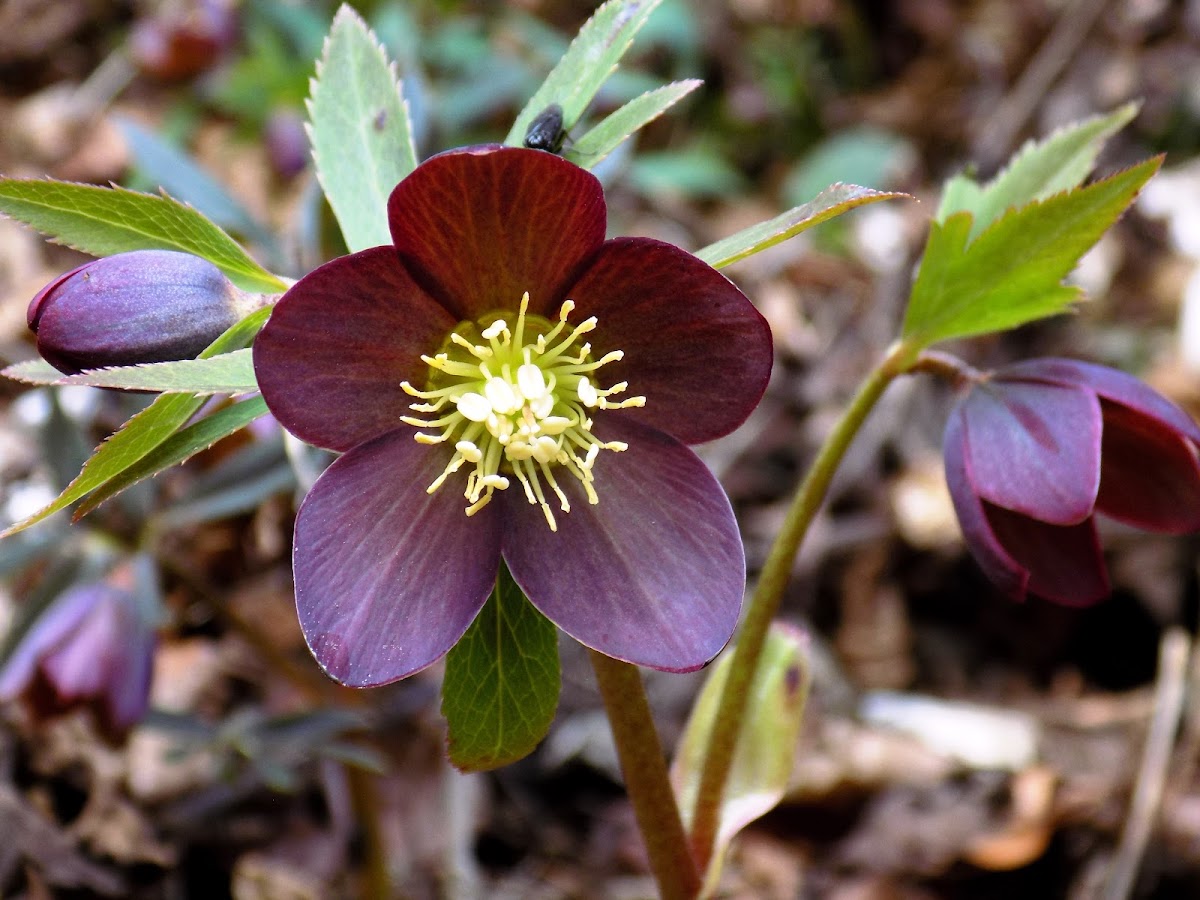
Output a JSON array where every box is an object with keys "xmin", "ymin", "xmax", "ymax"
[
  {"xmin": 28, "ymin": 250, "xmax": 263, "ymax": 375},
  {"xmin": 944, "ymin": 358, "xmax": 1200, "ymax": 605},
  {"xmin": 0, "ymin": 579, "xmax": 156, "ymax": 742}
]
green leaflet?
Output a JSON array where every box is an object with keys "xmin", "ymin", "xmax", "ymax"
[
  {"xmin": 308, "ymin": 4, "xmax": 418, "ymax": 253},
  {"xmin": 442, "ymin": 565, "xmax": 560, "ymax": 772},
  {"xmin": 936, "ymin": 103, "xmax": 1139, "ymax": 240},
  {"xmin": 696, "ymin": 183, "xmax": 909, "ymax": 269},
  {"xmin": 0, "ymin": 179, "xmax": 284, "ymax": 293},
  {"xmin": 505, "ymin": 0, "xmax": 664, "ymax": 147},
  {"xmin": 902, "ymin": 157, "xmax": 1161, "ymax": 351}
]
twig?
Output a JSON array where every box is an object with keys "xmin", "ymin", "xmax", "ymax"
[
  {"xmin": 1102, "ymin": 627, "xmax": 1192, "ymax": 900},
  {"xmin": 971, "ymin": 0, "xmax": 1111, "ymax": 169}
]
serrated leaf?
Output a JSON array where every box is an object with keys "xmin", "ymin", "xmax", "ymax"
[
  {"xmin": 696, "ymin": 184, "xmax": 909, "ymax": 269},
  {"xmin": 936, "ymin": 103, "xmax": 1138, "ymax": 240},
  {"xmin": 903, "ymin": 157, "xmax": 1161, "ymax": 350},
  {"xmin": 74, "ymin": 395, "xmax": 269, "ymax": 518},
  {"xmin": 45, "ymin": 350, "xmax": 257, "ymax": 394},
  {"xmin": 505, "ymin": 0, "xmax": 664, "ymax": 147},
  {"xmin": 0, "ymin": 179, "xmax": 284, "ymax": 294},
  {"xmin": 308, "ymin": 5, "xmax": 418, "ymax": 253},
  {"xmin": 566, "ymin": 79, "xmax": 700, "ymax": 168},
  {"xmin": 672, "ymin": 623, "xmax": 809, "ymax": 895},
  {"xmin": 442, "ymin": 565, "xmax": 560, "ymax": 772},
  {"xmin": 0, "ymin": 307, "xmax": 270, "ymax": 539}
]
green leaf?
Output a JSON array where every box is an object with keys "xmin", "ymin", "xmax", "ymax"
[
  {"xmin": 696, "ymin": 184, "xmax": 909, "ymax": 269},
  {"xmin": 308, "ymin": 4, "xmax": 418, "ymax": 253},
  {"xmin": 672, "ymin": 623, "xmax": 810, "ymax": 895},
  {"xmin": 0, "ymin": 179, "xmax": 285, "ymax": 294},
  {"xmin": 936, "ymin": 103, "xmax": 1138, "ymax": 240},
  {"xmin": 903, "ymin": 157, "xmax": 1161, "ymax": 350},
  {"xmin": 76, "ymin": 395, "xmax": 269, "ymax": 517},
  {"xmin": 567, "ymin": 79, "xmax": 700, "ymax": 168},
  {"xmin": 0, "ymin": 307, "xmax": 270, "ymax": 538},
  {"xmin": 442, "ymin": 565, "xmax": 560, "ymax": 772},
  {"xmin": 1, "ymin": 392, "xmax": 208, "ymax": 538},
  {"xmin": 505, "ymin": 0, "xmax": 664, "ymax": 147},
  {"xmin": 39, "ymin": 350, "xmax": 257, "ymax": 394}
]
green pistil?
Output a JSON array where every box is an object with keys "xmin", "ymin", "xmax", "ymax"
[{"xmin": 400, "ymin": 292, "xmax": 645, "ymax": 531}]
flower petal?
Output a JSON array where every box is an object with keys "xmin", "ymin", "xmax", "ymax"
[
  {"xmin": 501, "ymin": 417, "xmax": 744, "ymax": 672},
  {"xmin": 960, "ymin": 378, "xmax": 1101, "ymax": 524},
  {"xmin": 388, "ymin": 146, "xmax": 606, "ymax": 321},
  {"xmin": 944, "ymin": 406, "xmax": 1030, "ymax": 600},
  {"xmin": 1096, "ymin": 401, "xmax": 1200, "ymax": 532},
  {"xmin": 0, "ymin": 584, "xmax": 96, "ymax": 700},
  {"xmin": 982, "ymin": 503, "xmax": 1108, "ymax": 605},
  {"xmin": 568, "ymin": 238, "xmax": 773, "ymax": 445},
  {"xmin": 1005, "ymin": 357, "xmax": 1200, "ymax": 444},
  {"xmin": 254, "ymin": 247, "xmax": 455, "ymax": 452},
  {"xmin": 293, "ymin": 431, "xmax": 502, "ymax": 686}
]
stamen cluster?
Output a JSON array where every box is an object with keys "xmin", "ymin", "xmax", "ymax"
[{"xmin": 401, "ymin": 292, "xmax": 645, "ymax": 530}]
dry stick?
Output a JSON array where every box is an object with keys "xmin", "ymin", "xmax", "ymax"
[
  {"xmin": 971, "ymin": 0, "xmax": 1110, "ymax": 169},
  {"xmin": 589, "ymin": 650, "xmax": 701, "ymax": 900},
  {"xmin": 1102, "ymin": 627, "xmax": 1192, "ymax": 900}
]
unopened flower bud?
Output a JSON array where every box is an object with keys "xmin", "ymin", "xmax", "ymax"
[
  {"xmin": 28, "ymin": 250, "xmax": 267, "ymax": 375},
  {"xmin": 0, "ymin": 576, "xmax": 156, "ymax": 742}
]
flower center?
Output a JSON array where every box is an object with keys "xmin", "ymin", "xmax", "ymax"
[{"xmin": 400, "ymin": 293, "xmax": 645, "ymax": 531}]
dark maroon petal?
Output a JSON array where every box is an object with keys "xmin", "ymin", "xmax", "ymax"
[
  {"xmin": 982, "ymin": 503, "xmax": 1108, "ymax": 606},
  {"xmin": 293, "ymin": 430, "xmax": 502, "ymax": 687},
  {"xmin": 501, "ymin": 416, "xmax": 744, "ymax": 672},
  {"xmin": 567, "ymin": 238, "xmax": 772, "ymax": 445},
  {"xmin": 960, "ymin": 378, "xmax": 1101, "ymax": 524},
  {"xmin": 1095, "ymin": 401, "xmax": 1200, "ymax": 532},
  {"xmin": 1003, "ymin": 357, "xmax": 1200, "ymax": 444},
  {"xmin": 254, "ymin": 247, "xmax": 455, "ymax": 452},
  {"xmin": 388, "ymin": 146, "xmax": 606, "ymax": 321},
  {"xmin": 944, "ymin": 406, "xmax": 1030, "ymax": 599}
]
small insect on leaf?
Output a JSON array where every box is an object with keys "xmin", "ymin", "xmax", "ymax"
[{"xmin": 523, "ymin": 103, "xmax": 566, "ymax": 154}]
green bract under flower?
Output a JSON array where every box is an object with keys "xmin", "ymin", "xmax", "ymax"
[
  {"xmin": 401, "ymin": 293, "xmax": 644, "ymax": 530},
  {"xmin": 253, "ymin": 145, "xmax": 773, "ymax": 687}
]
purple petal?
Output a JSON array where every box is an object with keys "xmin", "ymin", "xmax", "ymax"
[
  {"xmin": 388, "ymin": 146, "xmax": 606, "ymax": 322},
  {"xmin": 1003, "ymin": 357, "xmax": 1200, "ymax": 444},
  {"xmin": 501, "ymin": 416, "xmax": 744, "ymax": 672},
  {"xmin": 254, "ymin": 248, "xmax": 455, "ymax": 452},
  {"xmin": 0, "ymin": 584, "xmax": 98, "ymax": 699},
  {"xmin": 982, "ymin": 503, "xmax": 1108, "ymax": 606},
  {"xmin": 960, "ymin": 378, "xmax": 1101, "ymax": 524},
  {"xmin": 293, "ymin": 430, "xmax": 502, "ymax": 687},
  {"xmin": 944, "ymin": 406, "xmax": 1030, "ymax": 600},
  {"xmin": 1095, "ymin": 401, "xmax": 1200, "ymax": 532},
  {"xmin": 568, "ymin": 238, "xmax": 773, "ymax": 445}
]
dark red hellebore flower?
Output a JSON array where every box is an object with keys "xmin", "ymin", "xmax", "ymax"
[
  {"xmin": 0, "ymin": 580, "xmax": 156, "ymax": 741},
  {"xmin": 254, "ymin": 145, "xmax": 773, "ymax": 687},
  {"xmin": 29, "ymin": 249, "xmax": 264, "ymax": 375},
  {"xmin": 944, "ymin": 357, "xmax": 1200, "ymax": 605}
]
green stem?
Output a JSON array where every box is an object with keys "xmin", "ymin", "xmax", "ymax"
[
  {"xmin": 589, "ymin": 650, "xmax": 701, "ymax": 900},
  {"xmin": 688, "ymin": 341, "xmax": 912, "ymax": 871}
]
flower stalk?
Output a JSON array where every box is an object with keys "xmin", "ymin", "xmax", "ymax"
[
  {"xmin": 687, "ymin": 340, "xmax": 913, "ymax": 871},
  {"xmin": 589, "ymin": 650, "xmax": 701, "ymax": 900}
]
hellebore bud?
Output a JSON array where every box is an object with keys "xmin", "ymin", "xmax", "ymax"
[
  {"xmin": 28, "ymin": 250, "xmax": 267, "ymax": 375},
  {"xmin": 0, "ymin": 577, "xmax": 156, "ymax": 742}
]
